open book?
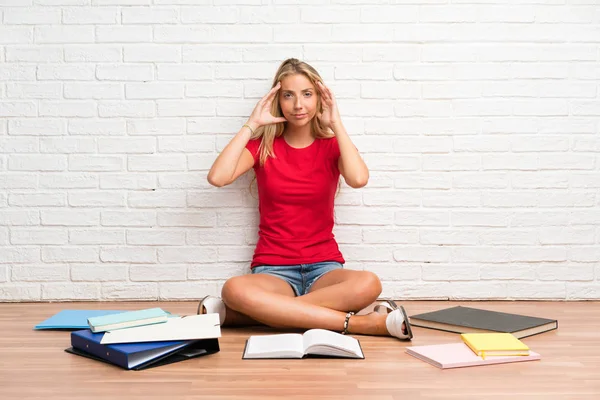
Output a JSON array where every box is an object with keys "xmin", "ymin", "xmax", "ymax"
[{"xmin": 242, "ymin": 329, "xmax": 364, "ymax": 359}]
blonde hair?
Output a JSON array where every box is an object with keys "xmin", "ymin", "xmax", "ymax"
[{"xmin": 248, "ymin": 58, "xmax": 341, "ymax": 197}]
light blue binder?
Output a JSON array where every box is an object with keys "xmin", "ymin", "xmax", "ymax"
[{"xmin": 34, "ymin": 310, "xmax": 125, "ymax": 330}]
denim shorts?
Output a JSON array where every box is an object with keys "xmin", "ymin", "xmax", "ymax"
[{"xmin": 251, "ymin": 261, "xmax": 344, "ymax": 296}]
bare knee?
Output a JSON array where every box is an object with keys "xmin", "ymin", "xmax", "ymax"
[
  {"xmin": 361, "ymin": 271, "xmax": 382, "ymax": 299},
  {"xmin": 351, "ymin": 271, "xmax": 382, "ymax": 309},
  {"xmin": 221, "ymin": 276, "xmax": 251, "ymax": 310}
]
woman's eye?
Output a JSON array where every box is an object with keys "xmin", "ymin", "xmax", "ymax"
[{"xmin": 305, "ymin": 92, "xmax": 312, "ymax": 97}]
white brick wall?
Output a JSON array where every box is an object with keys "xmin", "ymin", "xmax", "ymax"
[{"xmin": 0, "ymin": 1, "xmax": 599, "ymax": 302}]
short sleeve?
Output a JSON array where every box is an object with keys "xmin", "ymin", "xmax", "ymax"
[{"xmin": 245, "ymin": 138, "xmax": 261, "ymax": 167}]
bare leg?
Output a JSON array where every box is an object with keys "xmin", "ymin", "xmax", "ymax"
[
  {"xmin": 214, "ymin": 269, "xmax": 407, "ymax": 336},
  {"xmin": 304, "ymin": 269, "xmax": 408, "ymax": 335},
  {"xmin": 219, "ymin": 269, "xmax": 380, "ymax": 326},
  {"xmin": 221, "ymin": 272, "xmax": 397, "ymax": 336},
  {"xmin": 299, "ymin": 269, "xmax": 382, "ymax": 311},
  {"xmin": 219, "ymin": 274, "xmax": 296, "ymax": 327}
]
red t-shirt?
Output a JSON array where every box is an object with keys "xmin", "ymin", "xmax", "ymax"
[{"xmin": 245, "ymin": 135, "xmax": 345, "ymax": 268}]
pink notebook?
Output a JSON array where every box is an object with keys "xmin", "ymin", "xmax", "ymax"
[{"xmin": 406, "ymin": 343, "xmax": 541, "ymax": 369}]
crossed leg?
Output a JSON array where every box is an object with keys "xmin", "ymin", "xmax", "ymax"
[{"xmin": 217, "ymin": 269, "xmax": 404, "ymax": 337}]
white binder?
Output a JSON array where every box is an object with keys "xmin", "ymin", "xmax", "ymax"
[{"xmin": 100, "ymin": 313, "xmax": 221, "ymax": 344}]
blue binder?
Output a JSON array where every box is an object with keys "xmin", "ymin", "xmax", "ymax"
[{"xmin": 66, "ymin": 329, "xmax": 220, "ymax": 370}]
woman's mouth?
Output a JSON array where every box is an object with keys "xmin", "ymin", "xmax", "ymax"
[{"xmin": 293, "ymin": 114, "xmax": 307, "ymax": 119}]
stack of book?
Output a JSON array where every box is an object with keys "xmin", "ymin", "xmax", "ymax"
[
  {"xmin": 406, "ymin": 332, "xmax": 540, "ymax": 369},
  {"xmin": 63, "ymin": 308, "xmax": 221, "ymax": 370},
  {"xmin": 405, "ymin": 306, "xmax": 557, "ymax": 369}
]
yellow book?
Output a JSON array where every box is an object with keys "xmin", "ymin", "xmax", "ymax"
[{"xmin": 460, "ymin": 333, "xmax": 530, "ymax": 359}]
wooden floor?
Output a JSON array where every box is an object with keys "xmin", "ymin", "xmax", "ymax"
[{"xmin": 1, "ymin": 301, "xmax": 599, "ymax": 400}]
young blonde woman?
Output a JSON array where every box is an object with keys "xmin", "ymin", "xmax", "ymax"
[{"xmin": 200, "ymin": 58, "xmax": 413, "ymax": 340}]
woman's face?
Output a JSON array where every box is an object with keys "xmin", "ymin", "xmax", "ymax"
[{"xmin": 278, "ymin": 74, "xmax": 318, "ymax": 128}]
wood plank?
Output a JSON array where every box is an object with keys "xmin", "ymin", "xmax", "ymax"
[{"xmin": 1, "ymin": 301, "xmax": 599, "ymax": 400}]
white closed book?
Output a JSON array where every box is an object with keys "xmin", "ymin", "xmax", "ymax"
[{"xmin": 100, "ymin": 313, "xmax": 221, "ymax": 344}]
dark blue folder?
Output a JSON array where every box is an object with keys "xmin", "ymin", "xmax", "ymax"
[{"xmin": 66, "ymin": 329, "xmax": 219, "ymax": 370}]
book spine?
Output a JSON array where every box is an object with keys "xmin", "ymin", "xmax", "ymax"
[
  {"xmin": 461, "ymin": 340, "xmax": 483, "ymax": 359},
  {"xmin": 91, "ymin": 316, "xmax": 167, "ymax": 333},
  {"xmin": 71, "ymin": 333, "xmax": 129, "ymax": 369}
]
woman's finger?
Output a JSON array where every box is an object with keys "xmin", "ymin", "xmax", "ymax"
[
  {"xmin": 264, "ymin": 91, "xmax": 278, "ymax": 108},
  {"xmin": 317, "ymin": 81, "xmax": 327, "ymax": 98},
  {"xmin": 266, "ymin": 82, "xmax": 281, "ymax": 99},
  {"xmin": 317, "ymin": 84, "xmax": 326, "ymax": 103},
  {"xmin": 323, "ymin": 83, "xmax": 333, "ymax": 100},
  {"xmin": 259, "ymin": 82, "xmax": 280, "ymax": 106},
  {"xmin": 318, "ymin": 80, "xmax": 328, "ymax": 93},
  {"xmin": 318, "ymin": 81, "xmax": 332, "ymax": 103},
  {"xmin": 265, "ymin": 83, "xmax": 282, "ymax": 106}
]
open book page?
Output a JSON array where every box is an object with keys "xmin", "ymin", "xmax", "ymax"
[
  {"xmin": 302, "ymin": 329, "xmax": 364, "ymax": 358},
  {"xmin": 244, "ymin": 333, "xmax": 304, "ymax": 359}
]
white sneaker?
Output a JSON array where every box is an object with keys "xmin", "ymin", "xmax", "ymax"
[{"xmin": 197, "ymin": 295, "xmax": 226, "ymax": 324}]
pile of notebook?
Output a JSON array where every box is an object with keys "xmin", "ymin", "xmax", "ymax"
[
  {"xmin": 406, "ymin": 332, "xmax": 540, "ymax": 369},
  {"xmin": 405, "ymin": 306, "xmax": 557, "ymax": 369},
  {"xmin": 35, "ymin": 308, "xmax": 221, "ymax": 370}
]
